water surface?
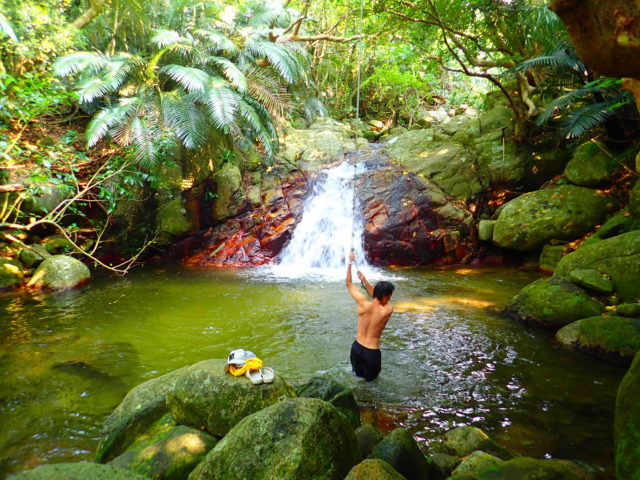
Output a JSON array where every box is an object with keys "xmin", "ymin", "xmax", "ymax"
[{"xmin": 0, "ymin": 266, "xmax": 625, "ymax": 477}]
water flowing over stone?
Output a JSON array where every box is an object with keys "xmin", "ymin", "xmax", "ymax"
[{"xmin": 272, "ymin": 162, "xmax": 372, "ymax": 278}]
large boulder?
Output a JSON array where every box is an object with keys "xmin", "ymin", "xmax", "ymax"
[
  {"xmin": 212, "ymin": 163, "xmax": 245, "ymax": 221},
  {"xmin": 358, "ymin": 156, "xmax": 476, "ymax": 266},
  {"xmin": 384, "ymin": 130, "xmax": 482, "ymax": 200},
  {"xmin": 563, "ymin": 141, "xmax": 616, "ymax": 187},
  {"xmin": 555, "ymin": 231, "xmax": 640, "ymax": 302},
  {"xmin": 568, "ymin": 268, "xmax": 614, "ymax": 294},
  {"xmin": 295, "ymin": 375, "xmax": 360, "ymax": 429},
  {"xmin": 472, "ymin": 457, "xmax": 583, "ymax": 479},
  {"xmin": 167, "ymin": 359, "xmax": 294, "ymax": 437},
  {"xmin": 26, "ymin": 255, "xmax": 90, "ymax": 291},
  {"xmin": 0, "ymin": 257, "xmax": 24, "ymax": 290},
  {"xmin": 344, "ymin": 459, "xmax": 407, "ymax": 480},
  {"xmin": 189, "ymin": 398, "xmax": 361, "ymax": 480},
  {"xmin": 368, "ymin": 428, "xmax": 430, "ymax": 480},
  {"xmin": 616, "ymin": 352, "xmax": 640, "ymax": 479},
  {"xmin": 441, "ymin": 426, "xmax": 513, "ymax": 461},
  {"xmin": 157, "ymin": 198, "xmax": 193, "ymax": 237},
  {"xmin": 492, "ymin": 185, "xmax": 618, "ymax": 252},
  {"xmin": 9, "ymin": 462, "xmax": 149, "ymax": 480},
  {"xmin": 556, "ymin": 316, "xmax": 640, "ymax": 361},
  {"xmin": 282, "ymin": 125, "xmax": 346, "ymax": 170},
  {"xmin": 109, "ymin": 420, "xmax": 217, "ymax": 480},
  {"xmin": 96, "ymin": 366, "xmax": 189, "ymax": 462},
  {"xmin": 506, "ymin": 276, "xmax": 604, "ymax": 329},
  {"xmin": 355, "ymin": 424, "xmax": 384, "ymax": 458}
]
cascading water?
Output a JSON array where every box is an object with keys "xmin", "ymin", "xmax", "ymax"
[{"xmin": 270, "ymin": 161, "xmax": 373, "ymax": 279}]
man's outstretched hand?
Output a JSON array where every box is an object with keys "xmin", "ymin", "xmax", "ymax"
[
  {"xmin": 349, "ymin": 251, "xmax": 356, "ymax": 263},
  {"xmin": 357, "ymin": 271, "xmax": 365, "ymax": 282}
]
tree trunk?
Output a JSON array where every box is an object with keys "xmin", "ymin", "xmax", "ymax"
[{"xmin": 71, "ymin": 0, "xmax": 109, "ymax": 30}]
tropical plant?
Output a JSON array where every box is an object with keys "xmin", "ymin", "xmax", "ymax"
[
  {"xmin": 0, "ymin": 12, "xmax": 17, "ymax": 41},
  {"xmin": 54, "ymin": 7, "xmax": 309, "ymax": 165}
]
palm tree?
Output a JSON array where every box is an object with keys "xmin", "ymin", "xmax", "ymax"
[{"xmin": 54, "ymin": 1, "xmax": 307, "ymax": 165}]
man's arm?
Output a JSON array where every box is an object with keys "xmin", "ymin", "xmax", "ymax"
[
  {"xmin": 357, "ymin": 271, "xmax": 374, "ymax": 298},
  {"xmin": 346, "ymin": 252, "xmax": 368, "ymax": 304}
]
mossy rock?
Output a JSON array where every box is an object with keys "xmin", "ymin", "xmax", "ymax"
[
  {"xmin": 109, "ymin": 418, "xmax": 217, "ymax": 480},
  {"xmin": 18, "ymin": 244, "xmax": 50, "ymax": 268},
  {"xmin": 0, "ymin": 257, "xmax": 24, "ymax": 290},
  {"xmin": 451, "ymin": 451, "xmax": 502, "ymax": 477},
  {"xmin": 441, "ymin": 426, "xmax": 513, "ymax": 461},
  {"xmin": 556, "ymin": 316, "xmax": 640, "ymax": 361},
  {"xmin": 295, "ymin": 375, "xmax": 360, "ymax": 429},
  {"xmin": 555, "ymin": 231, "xmax": 640, "ymax": 302},
  {"xmin": 506, "ymin": 276, "xmax": 604, "ymax": 329},
  {"xmin": 26, "ymin": 255, "xmax": 90, "ymax": 291},
  {"xmin": 473, "ymin": 457, "xmax": 582, "ymax": 479},
  {"xmin": 568, "ymin": 268, "xmax": 613, "ymax": 294},
  {"xmin": 344, "ymin": 459, "xmax": 407, "ymax": 480},
  {"xmin": 189, "ymin": 398, "xmax": 361, "ymax": 480},
  {"xmin": 630, "ymin": 181, "xmax": 640, "ymax": 219},
  {"xmin": 355, "ymin": 424, "xmax": 384, "ymax": 458},
  {"xmin": 580, "ymin": 209, "xmax": 639, "ymax": 249},
  {"xmin": 42, "ymin": 235, "xmax": 74, "ymax": 254},
  {"xmin": 212, "ymin": 163, "xmax": 244, "ymax": 221},
  {"xmin": 615, "ymin": 352, "xmax": 640, "ymax": 479},
  {"xmin": 157, "ymin": 198, "xmax": 193, "ymax": 237},
  {"xmin": 167, "ymin": 359, "xmax": 294, "ymax": 437},
  {"xmin": 617, "ymin": 303, "xmax": 640, "ymax": 318},
  {"xmin": 492, "ymin": 185, "xmax": 618, "ymax": 252},
  {"xmin": 564, "ymin": 141, "xmax": 616, "ymax": 187},
  {"xmin": 96, "ymin": 366, "xmax": 189, "ymax": 463},
  {"xmin": 478, "ymin": 221, "xmax": 495, "ymax": 242},
  {"xmin": 9, "ymin": 462, "xmax": 150, "ymax": 480},
  {"xmin": 431, "ymin": 452, "xmax": 461, "ymax": 480},
  {"xmin": 368, "ymin": 428, "xmax": 430, "ymax": 480},
  {"xmin": 539, "ymin": 244, "xmax": 565, "ymax": 273}
]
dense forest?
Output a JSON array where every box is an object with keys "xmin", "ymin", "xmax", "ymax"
[{"xmin": 1, "ymin": 1, "xmax": 640, "ymax": 479}]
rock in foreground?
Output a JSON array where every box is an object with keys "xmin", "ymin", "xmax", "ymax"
[
  {"xmin": 506, "ymin": 276, "xmax": 603, "ymax": 329},
  {"xmin": 189, "ymin": 397, "xmax": 361, "ymax": 480},
  {"xmin": 344, "ymin": 459, "xmax": 407, "ymax": 480},
  {"xmin": 368, "ymin": 428, "xmax": 430, "ymax": 480},
  {"xmin": 616, "ymin": 352, "xmax": 640, "ymax": 480},
  {"xmin": 9, "ymin": 462, "xmax": 149, "ymax": 480},
  {"xmin": 26, "ymin": 254, "xmax": 90, "ymax": 290},
  {"xmin": 167, "ymin": 359, "xmax": 294, "ymax": 437}
]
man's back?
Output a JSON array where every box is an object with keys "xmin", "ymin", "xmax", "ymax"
[{"xmin": 356, "ymin": 300, "xmax": 393, "ymax": 349}]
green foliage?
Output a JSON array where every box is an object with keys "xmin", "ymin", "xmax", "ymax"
[{"xmin": 0, "ymin": 12, "xmax": 17, "ymax": 41}]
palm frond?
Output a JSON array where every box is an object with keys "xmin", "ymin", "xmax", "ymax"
[
  {"xmin": 0, "ymin": 13, "xmax": 17, "ymax": 41},
  {"xmin": 152, "ymin": 29, "xmax": 188, "ymax": 48},
  {"xmin": 245, "ymin": 67, "xmax": 291, "ymax": 117},
  {"xmin": 245, "ymin": 39, "xmax": 304, "ymax": 84},
  {"xmin": 206, "ymin": 56, "xmax": 247, "ymax": 92},
  {"xmin": 54, "ymin": 51, "xmax": 110, "ymax": 77},
  {"xmin": 513, "ymin": 51, "xmax": 587, "ymax": 80},
  {"xmin": 195, "ymin": 28, "xmax": 239, "ymax": 56},
  {"xmin": 237, "ymin": 0, "xmax": 293, "ymax": 28},
  {"xmin": 237, "ymin": 96, "xmax": 278, "ymax": 158},
  {"xmin": 536, "ymin": 88, "xmax": 591, "ymax": 126},
  {"xmin": 195, "ymin": 79, "xmax": 240, "ymax": 131},
  {"xmin": 160, "ymin": 64, "xmax": 211, "ymax": 92},
  {"xmin": 86, "ymin": 98, "xmax": 140, "ymax": 147},
  {"xmin": 559, "ymin": 102, "xmax": 613, "ymax": 139},
  {"xmin": 162, "ymin": 92, "xmax": 207, "ymax": 149}
]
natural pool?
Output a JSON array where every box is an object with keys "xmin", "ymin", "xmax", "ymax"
[{"xmin": 0, "ymin": 265, "xmax": 626, "ymax": 477}]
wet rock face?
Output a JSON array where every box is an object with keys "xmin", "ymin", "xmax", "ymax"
[
  {"xmin": 165, "ymin": 173, "xmax": 308, "ymax": 266},
  {"xmin": 358, "ymin": 156, "xmax": 477, "ymax": 266}
]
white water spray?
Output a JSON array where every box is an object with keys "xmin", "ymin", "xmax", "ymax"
[{"xmin": 270, "ymin": 162, "xmax": 373, "ymax": 280}]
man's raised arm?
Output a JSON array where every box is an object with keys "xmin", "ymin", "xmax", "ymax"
[
  {"xmin": 346, "ymin": 251, "xmax": 367, "ymax": 303},
  {"xmin": 357, "ymin": 271, "xmax": 374, "ymax": 298}
]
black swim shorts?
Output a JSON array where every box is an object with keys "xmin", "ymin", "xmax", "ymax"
[{"xmin": 350, "ymin": 340, "xmax": 381, "ymax": 381}]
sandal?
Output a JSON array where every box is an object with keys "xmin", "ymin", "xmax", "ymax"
[
  {"xmin": 245, "ymin": 369, "xmax": 263, "ymax": 385},
  {"xmin": 261, "ymin": 367, "xmax": 275, "ymax": 384}
]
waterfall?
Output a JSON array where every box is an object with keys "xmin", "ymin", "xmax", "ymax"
[{"xmin": 270, "ymin": 162, "xmax": 373, "ymax": 279}]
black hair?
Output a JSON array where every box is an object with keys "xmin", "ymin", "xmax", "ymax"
[{"xmin": 373, "ymin": 281, "xmax": 395, "ymax": 301}]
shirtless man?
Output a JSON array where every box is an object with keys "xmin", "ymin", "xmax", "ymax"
[{"xmin": 346, "ymin": 251, "xmax": 395, "ymax": 381}]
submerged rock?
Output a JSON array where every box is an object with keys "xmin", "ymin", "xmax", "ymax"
[
  {"xmin": 441, "ymin": 426, "xmax": 513, "ymax": 461},
  {"xmin": 616, "ymin": 352, "xmax": 640, "ymax": 479},
  {"xmin": 469, "ymin": 457, "xmax": 583, "ymax": 479},
  {"xmin": 368, "ymin": 428, "xmax": 430, "ymax": 480},
  {"xmin": 167, "ymin": 359, "xmax": 294, "ymax": 437},
  {"xmin": 9, "ymin": 462, "xmax": 149, "ymax": 480},
  {"xmin": 506, "ymin": 276, "xmax": 604, "ymax": 329},
  {"xmin": 492, "ymin": 185, "xmax": 618, "ymax": 252},
  {"xmin": 563, "ymin": 141, "xmax": 616, "ymax": 187},
  {"xmin": 556, "ymin": 316, "xmax": 640, "ymax": 361},
  {"xmin": 344, "ymin": 459, "xmax": 407, "ymax": 480},
  {"xmin": 96, "ymin": 366, "xmax": 189, "ymax": 462},
  {"xmin": 26, "ymin": 255, "xmax": 90, "ymax": 291},
  {"xmin": 295, "ymin": 375, "xmax": 360, "ymax": 429},
  {"xmin": 109, "ymin": 419, "xmax": 217, "ymax": 480},
  {"xmin": 0, "ymin": 257, "xmax": 24, "ymax": 290},
  {"xmin": 555, "ymin": 231, "xmax": 640, "ymax": 302},
  {"xmin": 189, "ymin": 398, "xmax": 360, "ymax": 480}
]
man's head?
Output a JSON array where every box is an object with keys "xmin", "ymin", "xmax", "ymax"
[{"xmin": 373, "ymin": 281, "xmax": 395, "ymax": 305}]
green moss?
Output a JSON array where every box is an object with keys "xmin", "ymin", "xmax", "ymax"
[
  {"xmin": 344, "ymin": 459, "xmax": 406, "ymax": 480},
  {"xmin": 369, "ymin": 428, "xmax": 430, "ymax": 480},
  {"xmin": 0, "ymin": 257, "xmax": 24, "ymax": 290},
  {"xmin": 615, "ymin": 352, "xmax": 640, "ymax": 479},
  {"xmin": 556, "ymin": 317, "xmax": 640, "ymax": 361}
]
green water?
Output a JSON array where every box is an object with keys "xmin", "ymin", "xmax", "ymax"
[{"xmin": 0, "ymin": 266, "xmax": 625, "ymax": 477}]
